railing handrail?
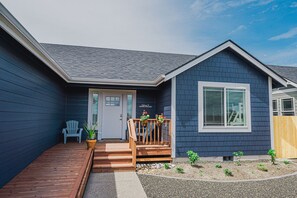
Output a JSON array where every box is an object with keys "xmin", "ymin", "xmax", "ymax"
[
  {"xmin": 131, "ymin": 118, "xmax": 171, "ymax": 146},
  {"xmin": 128, "ymin": 119, "xmax": 137, "ymax": 141},
  {"xmin": 127, "ymin": 119, "xmax": 137, "ymax": 167},
  {"xmin": 133, "ymin": 118, "xmax": 171, "ymax": 121}
]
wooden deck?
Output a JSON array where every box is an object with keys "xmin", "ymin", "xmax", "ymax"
[{"xmin": 0, "ymin": 143, "xmax": 93, "ymax": 198}]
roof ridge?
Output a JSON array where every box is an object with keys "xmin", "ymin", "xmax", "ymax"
[{"xmin": 40, "ymin": 43, "xmax": 198, "ymax": 57}]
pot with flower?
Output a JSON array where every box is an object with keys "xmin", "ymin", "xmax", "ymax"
[
  {"xmin": 140, "ymin": 110, "xmax": 150, "ymax": 127},
  {"xmin": 156, "ymin": 113, "xmax": 165, "ymax": 127},
  {"xmin": 83, "ymin": 123, "xmax": 97, "ymax": 150}
]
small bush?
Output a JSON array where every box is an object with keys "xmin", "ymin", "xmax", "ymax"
[
  {"xmin": 268, "ymin": 149, "xmax": 276, "ymax": 165},
  {"xmin": 257, "ymin": 163, "xmax": 268, "ymax": 172},
  {"xmin": 187, "ymin": 150, "xmax": 200, "ymax": 165},
  {"xmin": 176, "ymin": 167, "xmax": 184, "ymax": 174},
  {"xmin": 164, "ymin": 163, "xmax": 170, "ymax": 169},
  {"xmin": 215, "ymin": 164, "xmax": 222, "ymax": 168},
  {"xmin": 284, "ymin": 160, "xmax": 290, "ymax": 165},
  {"xmin": 233, "ymin": 151, "xmax": 244, "ymax": 166},
  {"xmin": 224, "ymin": 169, "xmax": 233, "ymax": 176}
]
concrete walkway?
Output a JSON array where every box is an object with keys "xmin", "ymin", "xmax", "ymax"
[{"xmin": 84, "ymin": 172, "xmax": 147, "ymax": 198}]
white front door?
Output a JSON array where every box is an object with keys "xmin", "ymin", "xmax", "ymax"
[{"xmin": 102, "ymin": 93, "xmax": 123, "ymax": 139}]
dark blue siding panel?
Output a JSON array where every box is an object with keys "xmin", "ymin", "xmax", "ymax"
[
  {"xmin": 136, "ymin": 90, "xmax": 157, "ymax": 117},
  {"xmin": 0, "ymin": 30, "xmax": 65, "ymax": 187},
  {"xmin": 176, "ymin": 49, "xmax": 271, "ymax": 157},
  {"xmin": 157, "ymin": 80, "xmax": 171, "ymax": 118},
  {"xmin": 65, "ymin": 87, "xmax": 88, "ymax": 139}
]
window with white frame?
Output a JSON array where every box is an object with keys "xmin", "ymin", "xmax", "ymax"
[
  {"xmin": 281, "ymin": 98, "xmax": 295, "ymax": 116},
  {"xmin": 198, "ymin": 81, "xmax": 251, "ymax": 132},
  {"xmin": 272, "ymin": 100, "xmax": 278, "ymax": 116}
]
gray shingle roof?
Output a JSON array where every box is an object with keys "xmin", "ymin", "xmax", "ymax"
[
  {"xmin": 41, "ymin": 43, "xmax": 197, "ymax": 81},
  {"xmin": 268, "ymin": 65, "xmax": 297, "ymax": 84}
]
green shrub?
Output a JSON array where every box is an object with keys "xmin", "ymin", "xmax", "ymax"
[
  {"xmin": 224, "ymin": 169, "xmax": 233, "ymax": 176},
  {"xmin": 164, "ymin": 163, "xmax": 170, "ymax": 169},
  {"xmin": 215, "ymin": 164, "xmax": 222, "ymax": 168},
  {"xmin": 268, "ymin": 149, "xmax": 276, "ymax": 165},
  {"xmin": 233, "ymin": 151, "xmax": 244, "ymax": 166},
  {"xmin": 186, "ymin": 150, "xmax": 200, "ymax": 165},
  {"xmin": 257, "ymin": 163, "xmax": 268, "ymax": 172},
  {"xmin": 284, "ymin": 160, "xmax": 290, "ymax": 165},
  {"xmin": 176, "ymin": 167, "xmax": 184, "ymax": 174}
]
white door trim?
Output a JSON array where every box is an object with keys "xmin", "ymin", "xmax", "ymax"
[{"xmin": 88, "ymin": 89, "xmax": 136, "ymax": 140}]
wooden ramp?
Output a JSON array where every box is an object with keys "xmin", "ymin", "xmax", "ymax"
[{"xmin": 0, "ymin": 143, "xmax": 93, "ymax": 198}]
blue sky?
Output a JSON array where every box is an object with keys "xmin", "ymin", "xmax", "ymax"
[{"xmin": 2, "ymin": 0, "xmax": 297, "ymax": 66}]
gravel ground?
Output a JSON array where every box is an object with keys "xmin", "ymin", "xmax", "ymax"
[
  {"xmin": 138, "ymin": 173, "xmax": 297, "ymax": 198},
  {"xmin": 137, "ymin": 161, "xmax": 297, "ymax": 180}
]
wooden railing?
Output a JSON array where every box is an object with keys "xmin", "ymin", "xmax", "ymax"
[
  {"xmin": 127, "ymin": 119, "xmax": 137, "ymax": 167},
  {"xmin": 131, "ymin": 119, "xmax": 171, "ymax": 146}
]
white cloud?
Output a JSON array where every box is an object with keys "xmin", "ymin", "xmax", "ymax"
[
  {"xmin": 263, "ymin": 47, "xmax": 297, "ymax": 66},
  {"xmin": 1, "ymin": 0, "xmax": 200, "ymax": 55},
  {"xmin": 229, "ymin": 25, "xmax": 247, "ymax": 34},
  {"xmin": 190, "ymin": 0, "xmax": 273, "ymax": 18},
  {"xmin": 269, "ymin": 27, "xmax": 297, "ymax": 41},
  {"xmin": 290, "ymin": 2, "xmax": 297, "ymax": 8}
]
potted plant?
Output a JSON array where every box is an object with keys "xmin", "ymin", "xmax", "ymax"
[
  {"xmin": 83, "ymin": 123, "xmax": 97, "ymax": 150},
  {"xmin": 156, "ymin": 113, "xmax": 165, "ymax": 127},
  {"xmin": 140, "ymin": 110, "xmax": 150, "ymax": 127}
]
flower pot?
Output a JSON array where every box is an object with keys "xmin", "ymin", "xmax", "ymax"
[{"xmin": 86, "ymin": 139, "xmax": 97, "ymax": 150}]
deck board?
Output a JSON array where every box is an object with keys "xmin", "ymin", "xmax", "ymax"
[{"xmin": 0, "ymin": 143, "xmax": 93, "ymax": 198}]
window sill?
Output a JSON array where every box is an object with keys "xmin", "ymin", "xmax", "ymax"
[{"xmin": 198, "ymin": 127, "xmax": 251, "ymax": 133}]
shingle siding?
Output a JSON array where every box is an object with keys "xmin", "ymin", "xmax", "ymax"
[
  {"xmin": 175, "ymin": 49, "xmax": 271, "ymax": 157},
  {"xmin": 157, "ymin": 80, "xmax": 171, "ymax": 118},
  {"xmin": 136, "ymin": 90, "xmax": 157, "ymax": 117},
  {"xmin": 0, "ymin": 30, "xmax": 66, "ymax": 187}
]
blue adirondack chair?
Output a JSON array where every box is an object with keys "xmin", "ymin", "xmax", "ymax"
[{"xmin": 62, "ymin": 120, "xmax": 83, "ymax": 144}]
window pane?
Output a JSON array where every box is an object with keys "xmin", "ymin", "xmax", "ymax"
[
  {"xmin": 226, "ymin": 89, "xmax": 246, "ymax": 126},
  {"xmin": 282, "ymin": 112, "xmax": 295, "ymax": 116},
  {"xmin": 127, "ymin": 94, "xmax": 133, "ymax": 119},
  {"xmin": 203, "ymin": 87, "xmax": 224, "ymax": 126},
  {"xmin": 273, "ymin": 100, "xmax": 277, "ymax": 111},
  {"xmin": 273, "ymin": 112, "xmax": 279, "ymax": 116},
  {"xmin": 282, "ymin": 98, "xmax": 293, "ymax": 111},
  {"xmin": 105, "ymin": 96, "xmax": 120, "ymax": 106},
  {"xmin": 92, "ymin": 93, "xmax": 98, "ymax": 125}
]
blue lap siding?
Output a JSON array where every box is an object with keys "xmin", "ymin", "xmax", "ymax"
[
  {"xmin": 175, "ymin": 49, "xmax": 271, "ymax": 157},
  {"xmin": 65, "ymin": 86, "xmax": 89, "ymax": 140},
  {"xmin": 0, "ymin": 30, "xmax": 66, "ymax": 187}
]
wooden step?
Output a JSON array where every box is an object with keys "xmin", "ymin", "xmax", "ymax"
[
  {"xmin": 136, "ymin": 157, "xmax": 172, "ymax": 162},
  {"xmin": 94, "ymin": 149, "xmax": 132, "ymax": 157},
  {"xmin": 94, "ymin": 156, "xmax": 132, "ymax": 160},
  {"xmin": 136, "ymin": 148, "xmax": 171, "ymax": 156},
  {"xmin": 93, "ymin": 155, "xmax": 132, "ymax": 164},
  {"xmin": 95, "ymin": 148, "xmax": 131, "ymax": 153},
  {"xmin": 92, "ymin": 163, "xmax": 135, "ymax": 172}
]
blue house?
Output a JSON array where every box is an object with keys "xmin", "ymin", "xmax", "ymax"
[{"xmin": 0, "ymin": 3, "xmax": 287, "ymax": 187}]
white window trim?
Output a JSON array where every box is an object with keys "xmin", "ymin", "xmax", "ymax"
[
  {"xmin": 272, "ymin": 99, "xmax": 279, "ymax": 116},
  {"xmin": 280, "ymin": 97, "xmax": 295, "ymax": 116},
  {"xmin": 198, "ymin": 81, "xmax": 251, "ymax": 133}
]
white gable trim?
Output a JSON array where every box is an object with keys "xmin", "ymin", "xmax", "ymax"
[
  {"xmin": 164, "ymin": 41, "xmax": 287, "ymax": 87},
  {"xmin": 1, "ymin": 4, "xmax": 165, "ymax": 87},
  {"xmin": 286, "ymin": 79, "xmax": 297, "ymax": 88},
  {"xmin": 0, "ymin": 4, "xmax": 69, "ymax": 81}
]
